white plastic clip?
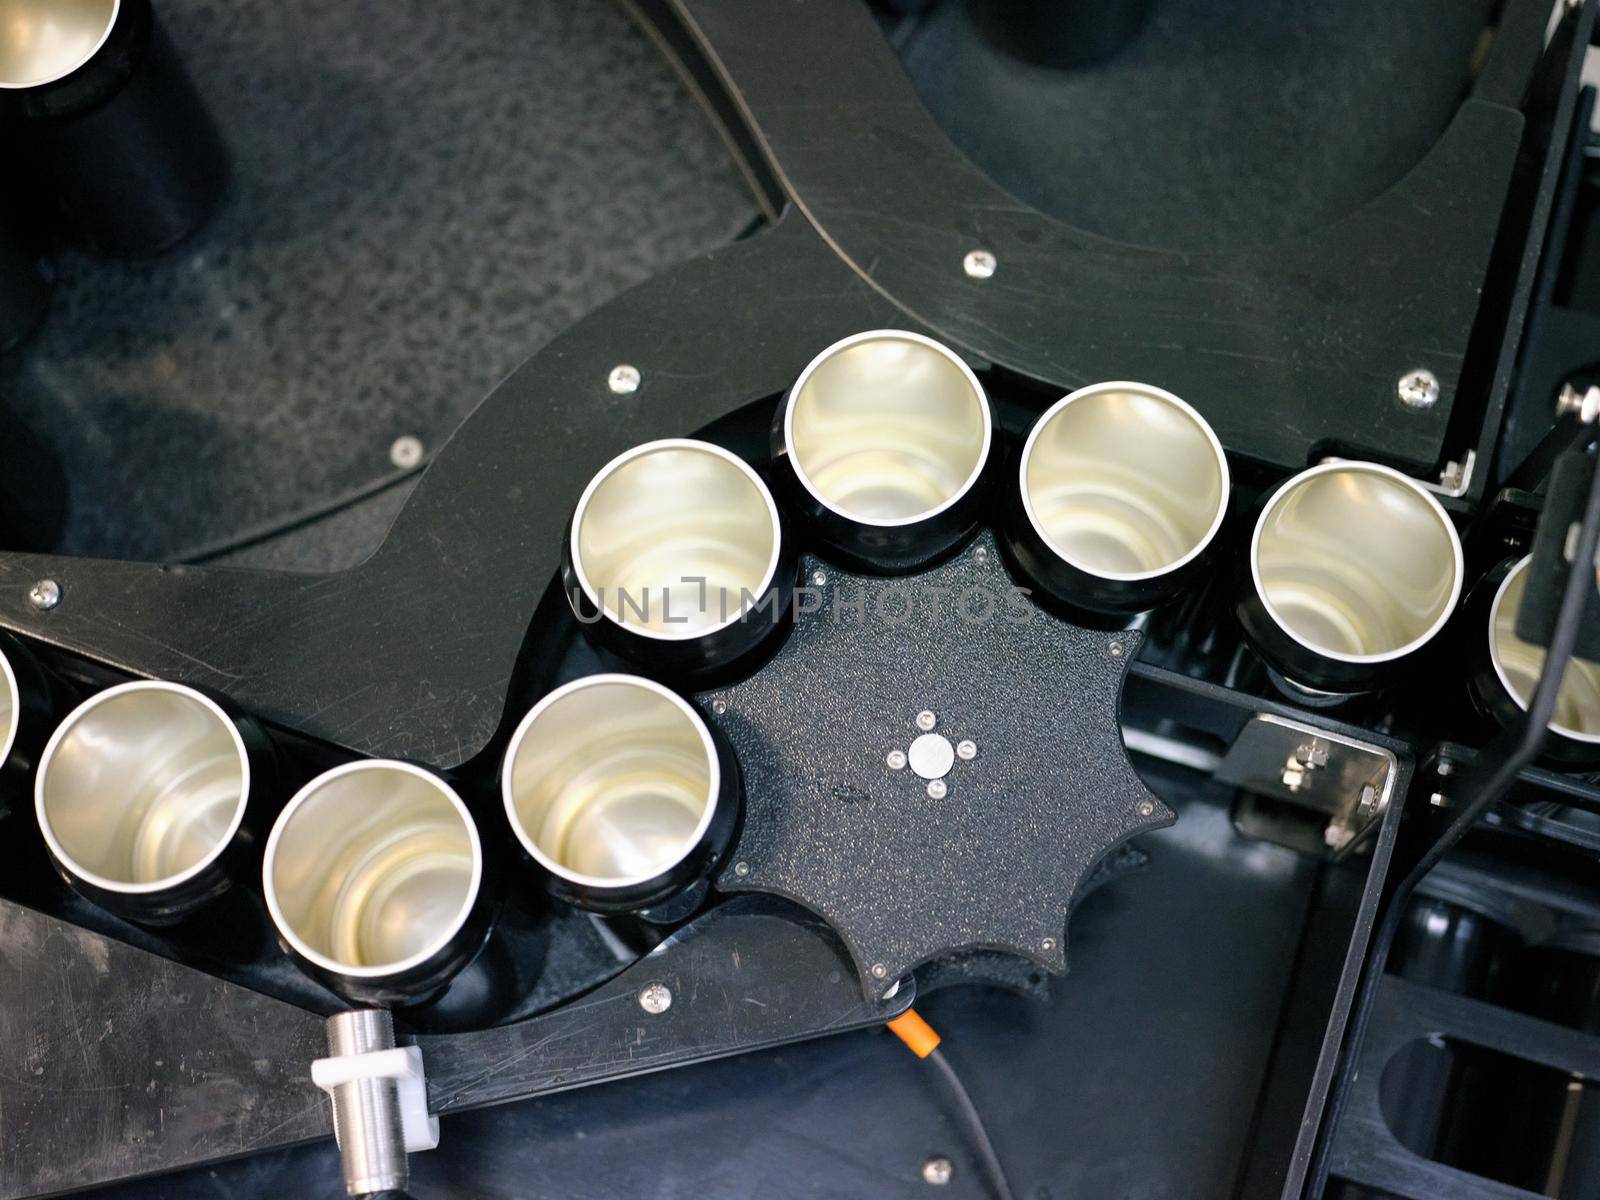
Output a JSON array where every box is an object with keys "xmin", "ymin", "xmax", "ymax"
[{"xmin": 311, "ymin": 1045, "xmax": 441, "ymax": 1153}]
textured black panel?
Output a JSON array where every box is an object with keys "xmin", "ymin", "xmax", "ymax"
[
  {"xmin": 3, "ymin": 0, "xmax": 754, "ymax": 561},
  {"xmin": 705, "ymin": 533, "xmax": 1173, "ymax": 998}
]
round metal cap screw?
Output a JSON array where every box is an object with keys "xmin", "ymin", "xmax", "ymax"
[
  {"xmin": 811, "ymin": 570, "xmax": 828, "ymax": 587},
  {"xmin": 1397, "ymin": 369, "xmax": 1440, "ymax": 410},
  {"xmin": 871, "ymin": 962, "xmax": 888, "ymax": 979},
  {"xmin": 956, "ymin": 739, "xmax": 977, "ymax": 761},
  {"xmin": 927, "ymin": 779, "xmax": 947, "ymax": 799},
  {"xmin": 1137, "ymin": 799, "xmax": 1156, "ymax": 817},
  {"xmin": 922, "ymin": 1156, "xmax": 953, "ymax": 1186},
  {"xmin": 962, "ymin": 249, "xmax": 997, "ymax": 279},
  {"xmin": 1041, "ymin": 937, "xmax": 1057, "ymax": 953},
  {"xmin": 1557, "ymin": 383, "xmax": 1600, "ymax": 423},
  {"xmin": 638, "ymin": 983, "xmax": 672, "ymax": 1014},
  {"xmin": 916, "ymin": 710, "xmax": 937, "ymax": 732},
  {"xmin": 28, "ymin": 580, "xmax": 61, "ymax": 611},
  {"xmin": 389, "ymin": 435, "xmax": 424, "ymax": 469},
  {"xmin": 1106, "ymin": 639, "xmax": 1126, "ymax": 659},
  {"xmin": 733, "ymin": 860, "xmax": 750, "ymax": 877},
  {"xmin": 887, "ymin": 749, "xmax": 908, "ymax": 770},
  {"xmin": 973, "ymin": 545, "xmax": 990, "ymax": 564},
  {"xmin": 711, "ymin": 698, "xmax": 728, "ymax": 716},
  {"xmin": 607, "ymin": 364, "xmax": 641, "ymax": 395}
]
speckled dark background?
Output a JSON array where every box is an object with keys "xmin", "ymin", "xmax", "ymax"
[{"xmin": 1, "ymin": 0, "xmax": 756, "ymax": 561}]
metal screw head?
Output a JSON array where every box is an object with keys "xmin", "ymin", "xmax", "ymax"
[
  {"xmin": 955, "ymin": 739, "xmax": 977, "ymax": 761},
  {"xmin": 389, "ymin": 435, "xmax": 424, "ymax": 469},
  {"xmin": 27, "ymin": 579, "xmax": 61, "ymax": 611},
  {"xmin": 607, "ymin": 364, "xmax": 642, "ymax": 395},
  {"xmin": 733, "ymin": 860, "xmax": 750, "ymax": 877},
  {"xmin": 1397, "ymin": 369, "xmax": 1440, "ymax": 410},
  {"xmin": 922, "ymin": 1156, "xmax": 953, "ymax": 1186},
  {"xmin": 1556, "ymin": 383, "xmax": 1600, "ymax": 423},
  {"xmin": 962, "ymin": 249, "xmax": 997, "ymax": 279},
  {"xmin": 915, "ymin": 710, "xmax": 937, "ymax": 732},
  {"xmin": 638, "ymin": 983, "xmax": 672, "ymax": 1014},
  {"xmin": 871, "ymin": 962, "xmax": 888, "ymax": 980},
  {"xmin": 1041, "ymin": 937, "xmax": 1057, "ymax": 953},
  {"xmin": 926, "ymin": 779, "xmax": 947, "ymax": 799},
  {"xmin": 1106, "ymin": 639, "xmax": 1126, "ymax": 659},
  {"xmin": 887, "ymin": 749, "xmax": 908, "ymax": 770},
  {"xmin": 711, "ymin": 698, "xmax": 728, "ymax": 716},
  {"xmin": 972, "ymin": 545, "xmax": 989, "ymax": 564},
  {"xmin": 1137, "ymin": 799, "xmax": 1155, "ymax": 818},
  {"xmin": 811, "ymin": 570, "xmax": 828, "ymax": 587}
]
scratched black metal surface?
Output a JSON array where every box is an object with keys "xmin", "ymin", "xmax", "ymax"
[
  {"xmin": 702, "ymin": 532, "xmax": 1174, "ymax": 998},
  {"xmin": 421, "ymin": 896, "xmax": 911, "ymax": 1114},
  {"xmin": 0, "ymin": 899, "xmax": 329, "ymax": 1200},
  {"xmin": 0, "ymin": 894, "xmax": 910, "ymax": 1198}
]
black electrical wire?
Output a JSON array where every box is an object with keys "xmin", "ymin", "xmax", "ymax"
[
  {"xmin": 170, "ymin": 462, "xmax": 426, "ymax": 565},
  {"xmin": 925, "ymin": 1047, "xmax": 1018, "ymax": 1200}
]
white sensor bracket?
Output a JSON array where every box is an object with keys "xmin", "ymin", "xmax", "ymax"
[{"xmin": 311, "ymin": 1045, "xmax": 441, "ymax": 1153}]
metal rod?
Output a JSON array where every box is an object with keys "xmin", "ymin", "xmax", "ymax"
[{"xmin": 324, "ymin": 1010, "xmax": 408, "ymax": 1197}]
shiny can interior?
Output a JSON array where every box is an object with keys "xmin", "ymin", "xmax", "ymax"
[
  {"xmin": 570, "ymin": 439, "xmax": 781, "ymax": 641},
  {"xmin": 1251, "ymin": 462, "xmax": 1463, "ymax": 662},
  {"xmin": 35, "ymin": 681, "xmax": 249, "ymax": 892},
  {"xmin": 264, "ymin": 761, "xmax": 482, "ymax": 977},
  {"xmin": 1489, "ymin": 555, "xmax": 1600, "ymax": 743},
  {"xmin": 0, "ymin": 644, "xmax": 17, "ymax": 767},
  {"xmin": 0, "ymin": 0, "xmax": 120, "ymax": 90},
  {"xmin": 1020, "ymin": 381, "xmax": 1229, "ymax": 578},
  {"xmin": 503, "ymin": 674, "xmax": 719, "ymax": 890},
  {"xmin": 785, "ymin": 330, "xmax": 991, "ymax": 526}
]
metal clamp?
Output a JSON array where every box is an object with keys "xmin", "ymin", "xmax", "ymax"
[
  {"xmin": 1216, "ymin": 714, "xmax": 1398, "ymax": 856},
  {"xmin": 311, "ymin": 1010, "xmax": 439, "ymax": 1196}
]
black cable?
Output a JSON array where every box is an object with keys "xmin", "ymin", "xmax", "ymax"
[
  {"xmin": 170, "ymin": 462, "xmax": 426, "ymax": 565},
  {"xmin": 925, "ymin": 1047, "xmax": 1018, "ymax": 1200}
]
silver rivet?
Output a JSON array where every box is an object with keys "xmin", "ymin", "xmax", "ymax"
[
  {"xmin": 915, "ymin": 710, "xmax": 937, "ymax": 732},
  {"xmin": 607, "ymin": 364, "xmax": 642, "ymax": 395},
  {"xmin": 956, "ymin": 739, "xmax": 977, "ymax": 761},
  {"xmin": 922, "ymin": 1156, "xmax": 953, "ymax": 1186},
  {"xmin": 711, "ymin": 698, "xmax": 728, "ymax": 715},
  {"xmin": 962, "ymin": 249, "xmax": 997, "ymax": 279},
  {"xmin": 1106, "ymin": 639, "xmax": 1126, "ymax": 659},
  {"xmin": 926, "ymin": 779, "xmax": 947, "ymax": 799},
  {"xmin": 887, "ymin": 749, "xmax": 907, "ymax": 770},
  {"xmin": 733, "ymin": 860, "xmax": 750, "ymax": 877},
  {"xmin": 1137, "ymin": 799, "xmax": 1155, "ymax": 817},
  {"xmin": 871, "ymin": 963, "xmax": 888, "ymax": 979},
  {"xmin": 811, "ymin": 570, "xmax": 828, "ymax": 587},
  {"xmin": 389, "ymin": 435, "xmax": 424, "ymax": 469},
  {"xmin": 973, "ymin": 545, "xmax": 989, "ymax": 564},
  {"xmin": 1041, "ymin": 937, "xmax": 1057, "ymax": 952},
  {"xmin": 28, "ymin": 580, "xmax": 61, "ymax": 611},
  {"xmin": 638, "ymin": 983, "xmax": 672, "ymax": 1014},
  {"xmin": 1397, "ymin": 369, "xmax": 1440, "ymax": 410}
]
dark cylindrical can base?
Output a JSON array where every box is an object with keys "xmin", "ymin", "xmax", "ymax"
[{"xmin": 13, "ymin": 0, "xmax": 228, "ymax": 256}]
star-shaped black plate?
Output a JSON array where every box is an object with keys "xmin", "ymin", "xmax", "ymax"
[{"xmin": 700, "ymin": 532, "xmax": 1173, "ymax": 999}]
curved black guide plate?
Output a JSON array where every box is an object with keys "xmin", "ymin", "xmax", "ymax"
[
  {"xmin": 658, "ymin": 0, "xmax": 1534, "ymax": 481},
  {"xmin": 702, "ymin": 533, "xmax": 1173, "ymax": 998},
  {"xmin": 0, "ymin": 895, "xmax": 904, "ymax": 1200},
  {"xmin": 0, "ymin": 214, "xmax": 905, "ymax": 768}
]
